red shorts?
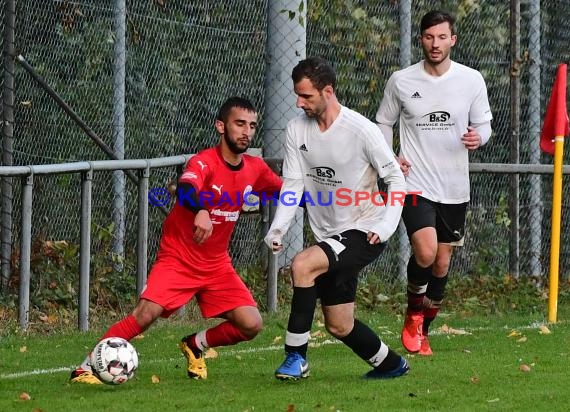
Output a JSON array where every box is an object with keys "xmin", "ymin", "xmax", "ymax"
[{"xmin": 140, "ymin": 255, "xmax": 256, "ymax": 319}]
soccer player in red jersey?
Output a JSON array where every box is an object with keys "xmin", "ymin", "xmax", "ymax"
[{"xmin": 71, "ymin": 97, "xmax": 282, "ymax": 384}]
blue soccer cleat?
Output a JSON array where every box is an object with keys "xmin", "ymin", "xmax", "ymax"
[
  {"xmin": 275, "ymin": 352, "xmax": 310, "ymax": 380},
  {"xmin": 364, "ymin": 356, "xmax": 409, "ymax": 379}
]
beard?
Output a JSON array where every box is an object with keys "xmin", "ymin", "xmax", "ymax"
[
  {"xmin": 424, "ymin": 48, "xmax": 450, "ymax": 65},
  {"xmin": 223, "ymin": 133, "xmax": 249, "ymax": 154}
]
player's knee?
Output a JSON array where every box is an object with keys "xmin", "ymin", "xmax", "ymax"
[
  {"xmin": 131, "ymin": 310, "xmax": 156, "ymax": 330},
  {"xmin": 290, "ymin": 255, "xmax": 312, "ymax": 284},
  {"xmin": 325, "ymin": 322, "xmax": 351, "ymax": 339},
  {"xmin": 414, "ymin": 250, "xmax": 437, "ymax": 268},
  {"xmin": 433, "ymin": 258, "xmax": 450, "ymax": 276},
  {"xmin": 239, "ymin": 317, "xmax": 263, "ymax": 340}
]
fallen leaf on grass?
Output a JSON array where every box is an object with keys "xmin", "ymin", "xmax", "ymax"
[
  {"xmin": 19, "ymin": 392, "xmax": 31, "ymax": 401},
  {"xmin": 375, "ymin": 293, "xmax": 390, "ymax": 302},
  {"xmin": 151, "ymin": 374, "xmax": 160, "ymax": 383},
  {"xmin": 470, "ymin": 376, "xmax": 480, "ymax": 384},
  {"xmin": 517, "ymin": 336, "xmax": 527, "ymax": 343},
  {"xmin": 133, "ymin": 334, "xmax": 145, "ymax": 340},
  {"xmin": 286, "ymin": 404, "xmax": 296, "ymax": 412},
  {"xmin": 20, "ymin": 346, "xmax": 27, "ymax": 353},
  {"xmin": 519, "ymin": 364, "xmax": 531, "ymax": 373},
  {"xmin": 538, "ymin": 325, "xmax": 551, "ymax": 335},
  {"xmin": 487, "ymin": 398, "xmax": 500, "ymax": 403},
  {"xmin": 272, "ymin": 336, "xmax": 282, "ymax": 344},
  {"xmin": 204, "ymin": 348, "xmax": 218, "ymax": 359},
  {"xmin": 508, "ymin": 330, "xmax": 521, "ymax": 338},
  {"xmin": 316, "ymin": 320, "xmax": 325, "ymax": 328},
  {"xmin": 311, "ymin": 330, "xmax": 326, "ymax": 339}
]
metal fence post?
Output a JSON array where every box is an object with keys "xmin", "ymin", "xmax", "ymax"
[
  {"xmin": 1, "ymin": 0, "xmax": 16, "ymax": 291},
  {"xmin": 79, "ymin": 169, "xmax": 93, "ymax": 331},
  {"xmin": 264, "ymin": 0, "xmax": 307, "ymax": 267},
  {"xmin": 112, "ymin": 0, "xmax": 127, "ymax": 271},
  {"xmin": 266, "ymin": 201, "xmax": 278, "ymax": 312},
  {"xmin": 397, "ymin": 0, "xmax": 412, "ymax": 283},
  {"xmin": 509, "ymin": 0, "xmax": 521, "ymax": 277},
  {"xmin": 528, "ymin": 0, "xmax": 542, "ymax": 277},
  {"xmin": 136, "ymin": 166, "xmax": 149, "ymax": 296},
  {"xmin": 19, "ymin": 173, "xmax": 33, "ymax": 329}
]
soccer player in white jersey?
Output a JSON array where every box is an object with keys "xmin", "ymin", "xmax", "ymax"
[
  {"xmin": 264, "ymin": 57, "xmax": 409, "ymax": 380},
  {"xmin": 376, "ymin": 10, "xmax": 493, "ymax": 356}
]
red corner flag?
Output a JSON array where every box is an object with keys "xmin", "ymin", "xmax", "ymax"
[{"xmin": 540, "ymin": 63, "xmax": 569, "ymax": 156}]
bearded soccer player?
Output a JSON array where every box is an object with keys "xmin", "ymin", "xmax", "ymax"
[
  {"xmin": 376, "ymin": 10, "xmax": 493, "ymax": 356},
  {"xmin": 265, "ymin": 57, "xmax": 409, "ymax": 380},
  {"xmin": 70, "ymin": 96, "xmax": 282, "ymax": 384}
]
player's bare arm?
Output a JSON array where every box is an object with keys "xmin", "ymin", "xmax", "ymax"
[{"xmin": 193, "ymin": 209, "xmax": 213, "ymax": 244}]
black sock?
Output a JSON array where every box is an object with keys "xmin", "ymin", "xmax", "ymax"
[
  {"xmin": 285, "ymin": 286, "xmax": 317, "ymax": 358},
  {"xmin": 407, "ymin": 255, "xmax": 432, "ymax": 312},
  {"xmin": 423, "ymin": 275, "xmax": 448, "ymax": 334},
  {"xmin": 338, "ymin": 319, "xmax": 401, "ymax": 372}
]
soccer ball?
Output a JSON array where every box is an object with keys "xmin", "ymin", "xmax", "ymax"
[{"xmin": 90, "ymin": 337, "xmax": 139, "ymax": 385}]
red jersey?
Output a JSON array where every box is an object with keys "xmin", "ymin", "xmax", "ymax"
[{"xmin": 157, "ymin": 146, "xmax": 282, "ymax": 271}]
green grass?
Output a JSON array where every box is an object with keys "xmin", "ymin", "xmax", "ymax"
[{"xmin": 1, "ymin": 310, "xmax": 570, "ymax": 412}]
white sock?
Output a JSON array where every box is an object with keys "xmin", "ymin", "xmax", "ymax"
[
  {"xmin": 368, "ymin": 343, "xmax": 389, "ymax": 367},
  {"xmin": 194, "ymin": 330, "xmax": 208, "ymax": 351},
  {"xmin": 79, "ymin": 355, "xmax": 91, "ymax": 371}
]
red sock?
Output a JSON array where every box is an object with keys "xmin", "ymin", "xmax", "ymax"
[
  {"xmin": 100, "ymin": 315, "xmax": 144, "ymax": 341},
  {"xmin": 204, "ymin": 321, "xmax": 250, "ymax": 348}
]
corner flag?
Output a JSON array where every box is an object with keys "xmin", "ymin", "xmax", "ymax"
[
  {"xmin": 540, "ymin": 63, "xmax": 568, "ymax": 155},
  {"xmin": 541, "ymin": 63, "xmax": 568, "ymax": 323}
]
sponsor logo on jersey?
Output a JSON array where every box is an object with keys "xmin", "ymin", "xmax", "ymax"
[
  {"xmin": 210, "ymin": 209, "xmax": 240, "ymax": 222},
  {"xmin": 310, "ymin": 166, "xmax": 335, "ymax": 178},
  {"xmin": 411, "ymin": 91, "xmax": 422, "ymax": 98},
  {"xmin": 416, "ymin": 111, "xmax": 455, "ymax": 131},
  {"xmin": 197, "ymin": 160, "xmax": 208, "ymax": 170},
  {"xmin": 299, "ymin": 144, "xmax": 308, "ymax": 152},
  {"xmin": 422, "ymin": 111, "xmax": 451, "ymax": 122}
]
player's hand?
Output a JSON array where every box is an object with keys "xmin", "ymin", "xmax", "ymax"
[
  {"xmin": 193, "ymin": 210, "xmax": 213, "ymax": 244},
  {"xmin": 366, "ymin": 231, "xmax": 382, "ymax": 245},
  {"xmin": 461, "ymin": 126, "xmax": 482, "ymax": 150},
  {"xmin": 396, "ymin": 156, "xmax": 411, "ymax": 176},
  {"xmin": 264, "ymin": 231, "xmax": 283, "ymax": 254}
]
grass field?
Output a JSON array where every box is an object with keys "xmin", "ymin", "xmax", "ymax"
[{"xmin": 1, "ymin": 308, "xmax": 570, "ymax": 412}]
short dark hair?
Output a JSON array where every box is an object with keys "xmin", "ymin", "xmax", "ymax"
[
  {"xmin": 420, "ymin": 10, "xmax": 456, "ymax": 35},
  {"xmin": 216, "ymin": 96, "xmax": 256, "ymax": 122},
  {"xmin": 291, "ymin": 57, "xmax": 336, "ymax": 91}
]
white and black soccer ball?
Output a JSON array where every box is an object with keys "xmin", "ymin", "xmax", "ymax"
[{"xmin": 90, "ymin": 337, "xmax": 139, "ymax": 385}]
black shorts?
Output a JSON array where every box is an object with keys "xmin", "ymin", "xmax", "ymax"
[
  {"xmin": 315, "ymin": 230, "xmax": 385, "ymax": 306},
  {"xmin": 401, "ymin": 195, "xmax": 467, "ymax": 245}
]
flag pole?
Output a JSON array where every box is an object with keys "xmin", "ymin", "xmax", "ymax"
[
  {"xmin": 548, "ymin": 135, "xmax": 564, "ymax": 323},
  {"xmin": 542, "ymin": 63, "xmax": 567, "ymax": 323}
]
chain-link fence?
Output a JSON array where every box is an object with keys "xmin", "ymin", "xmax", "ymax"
[{"xmin": 1, "ymin": 0, "xmax": 569, "ymax": 299}]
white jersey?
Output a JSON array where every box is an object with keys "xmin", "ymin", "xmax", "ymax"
[
  {"xmin": 375, "ymin": 60, "xmax": 492, "ymax": 203},
  {"xmin": 268, "ymin": 105, "xmax": 406, "ymax": 243}
]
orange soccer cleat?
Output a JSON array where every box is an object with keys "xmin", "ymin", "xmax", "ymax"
[{"xmin": 401, "ymin": 311, "xmax": 424, "ymax": 353}]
